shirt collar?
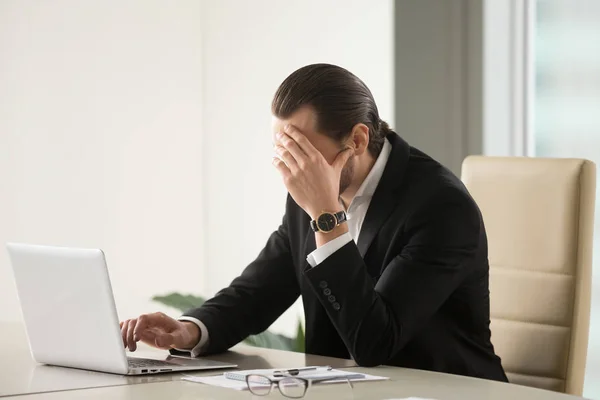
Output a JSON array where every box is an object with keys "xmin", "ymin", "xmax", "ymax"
[{"xmin": 353, "ymin": 137, "xmax": 392, "ymax": 200}]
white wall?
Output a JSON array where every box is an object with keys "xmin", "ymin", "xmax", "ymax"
[
  {"xmin": 0, "ymin": 1, "xmax": 394, "ymax": 339},
  {"xmin": 0, "ymin": 1, "xmax": 205, "ymax": 322},
  {"xmin": 200, "ymin": 0, "xmax": 394, "ymax": 336}
]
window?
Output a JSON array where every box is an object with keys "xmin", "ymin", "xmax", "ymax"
[{"xmin": 532, "ymin": 1, "xmax": 600, "ymax": 396}]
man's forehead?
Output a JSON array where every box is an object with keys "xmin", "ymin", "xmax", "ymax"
[{"xmin": 271, "ymin": 106, "xmax": 317, "ymax": 134}]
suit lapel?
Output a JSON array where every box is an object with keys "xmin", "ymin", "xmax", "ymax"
[
  {"xmin": 356, "ymin": 133, "xmax": 410, "ymax": 258},
  {"xmin": 356, "ymin": 190, "xmax": 399, "ymax": 258}
]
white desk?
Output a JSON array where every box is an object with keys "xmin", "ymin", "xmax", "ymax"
[
  {"xmin": 0, "ymin": 323, "xmax": 354, "ymax": 397},
  {"xmin": 0, "ymin": 323, "xmax": 587, "ymax": 399}
]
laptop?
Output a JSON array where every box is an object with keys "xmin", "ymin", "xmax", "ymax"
[{"xmin": 6, "ymin": 242, "xmax": 237, "ymax": 375}]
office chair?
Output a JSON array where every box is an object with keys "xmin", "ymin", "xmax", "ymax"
[{"xmin": 462, "ymin": 156, "xmax": 596, "ymax": 395}]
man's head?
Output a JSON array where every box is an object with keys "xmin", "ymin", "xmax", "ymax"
[{"xmin": 271, "ymin": 64, "xmax": 391, "ymax": 195}]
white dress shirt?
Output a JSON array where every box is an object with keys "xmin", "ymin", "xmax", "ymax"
[{"xmin": 180, "ymin": 138, "xmax": 392, "ymax": 357}]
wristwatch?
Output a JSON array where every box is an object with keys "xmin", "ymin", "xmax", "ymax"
[{"xmin": 310, "ymin": 210, "xmax": 347, "ymax": 233}]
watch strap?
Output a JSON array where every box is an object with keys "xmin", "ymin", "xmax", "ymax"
[{"xmin": 334, "ymin": 210, "xmax": 347, "ymax": 224}]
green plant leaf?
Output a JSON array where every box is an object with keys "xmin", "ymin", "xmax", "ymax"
[
  {"xmin": 152, "ymin": 293, "xmax": 206, "ymax": 312},
  {"xmin": 243, "ymin": 331, "xmax": 294, "ymax": 351},
  {"xmin": 293, "ymin": 319, "xmax": 305, "ymax": 353}
]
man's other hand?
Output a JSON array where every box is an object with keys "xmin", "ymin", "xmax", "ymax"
[{"xmin": 120, "ymin": 312, "xmax": 200, "ymax": 352}]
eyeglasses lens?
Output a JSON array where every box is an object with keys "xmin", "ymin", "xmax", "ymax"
[
  {"xmin": 247, "ymin": 374, "xmax": 272, "ymax": 396},
  {"xmin": 278, "ymin": 377, "xmax": 307, "ymax": 398}
]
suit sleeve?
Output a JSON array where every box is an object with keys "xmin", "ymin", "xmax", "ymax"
[
  {"xmin": 303, "ymin": 188, "xmax": 481, "ymax": 366},
  {"xmin": 181, "ymin": 211, "xmax": 300, "ymax": 355}
]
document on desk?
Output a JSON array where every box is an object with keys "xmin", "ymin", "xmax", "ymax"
[{"xmin": 182, "ymin": 368, "xmax": 388, "ymax": 391}]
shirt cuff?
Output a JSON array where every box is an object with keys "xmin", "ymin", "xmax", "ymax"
[
  {"xmin": 306, "ymin": 232, "xmax": 353, "ymax": 267},
  {"xmin": 176, "ymin": 316, "xmax": 209, "ymax": 357}
]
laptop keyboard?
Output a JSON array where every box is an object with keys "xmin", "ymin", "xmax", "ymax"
[{"xmin": 128, "ymin": 357, "xmax": 174, "ymax": 368}]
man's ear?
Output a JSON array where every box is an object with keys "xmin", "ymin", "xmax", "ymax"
[{"xmin": 346, "ymin": 123, "xmax": 369, "ymax": 156}]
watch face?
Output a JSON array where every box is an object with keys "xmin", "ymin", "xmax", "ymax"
[{"xmin": 317, "ymin": 213, "xmax": 337, "ymax": 232}]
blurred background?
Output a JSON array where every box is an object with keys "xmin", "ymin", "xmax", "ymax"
[{"xmin": 0, "ymin": 0, "xmax": 598, "ymax": 397}]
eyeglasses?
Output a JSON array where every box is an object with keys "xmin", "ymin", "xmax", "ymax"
[{"xmin": 245, "ymin": 374, "xmax": 354, "ymax": 398}]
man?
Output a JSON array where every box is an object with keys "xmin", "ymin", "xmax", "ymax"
[{"xmin": 121, "ymin": 64, "xmax": 508, "ymax": 381}]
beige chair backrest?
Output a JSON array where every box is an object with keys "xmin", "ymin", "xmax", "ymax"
[{"xmin": 461, "ymin": 156, "xmax": 596, "ymax": 395}]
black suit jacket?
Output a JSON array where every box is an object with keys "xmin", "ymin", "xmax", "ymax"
[{"xmin": 183, "ymin": 133, "xmax": 508, "ymax": 382}]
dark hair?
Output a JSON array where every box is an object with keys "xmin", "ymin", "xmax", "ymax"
[{"xmin": 272, "ymin": 63, "xmax": 391, "ymax": 157}]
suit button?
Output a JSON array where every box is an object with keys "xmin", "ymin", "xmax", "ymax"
[
  {"xmin": 323, "ymin": 288, "xmax": 331, "ymax": 296},
  {"xmin": 328, "ymin": 295, "xmax": 336, "ymax": 303},
  {"xmin": 319, "ymin": 281, "xmax": 328, "ymax": 289},
  {"xmin": 332, "ymin": 302, "xmax": 341, "ymax": 311}
]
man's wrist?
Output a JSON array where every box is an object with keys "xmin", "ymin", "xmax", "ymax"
[
  {"xmin": 315, "ymin": 223, "xmax": 349, "ymax": 248},
  {"xmin": 181, "ymin": 321, "xmax": 201, "ymax": 349}
]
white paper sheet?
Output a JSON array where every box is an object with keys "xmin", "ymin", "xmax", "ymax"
[{"xmin": 182, "ymin": 368, "xmax": 388, "ymax": 391}]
